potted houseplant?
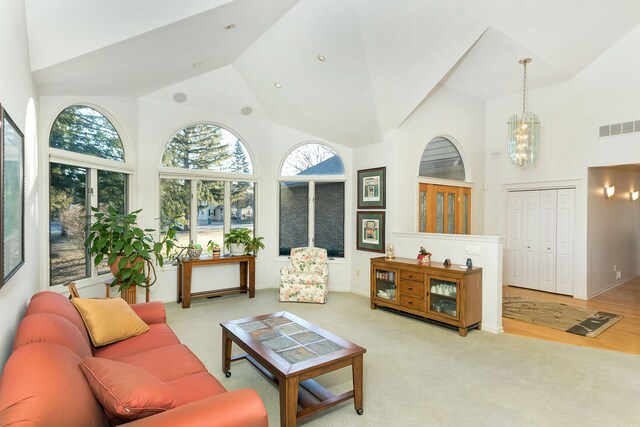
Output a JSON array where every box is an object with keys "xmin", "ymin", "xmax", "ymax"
[
  {"xmin": 223, "ymin": 228, "xmax": 251, "ymax": 256},
  {"xmin": 187, "ymin": 243, "xmax": 203, "ymax": 259},
  {"xmin": 84, "ymin": 206, "xmax": 177, "ymax": 292},
  {"xmin": 417, "ymin": 246, "xmax": 431, "ymax": 264},
  {"xmin": 245, "ymin": 236, "xmax": 265, "ymax": 256},
  {"xmin": 207, "ymin": 240, "xmax": 221, "ymax": 256}
]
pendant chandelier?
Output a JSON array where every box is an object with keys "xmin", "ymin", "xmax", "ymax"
[{"xmin": 507, "ymin": 58, "xmax": 540, "ymax": 167}]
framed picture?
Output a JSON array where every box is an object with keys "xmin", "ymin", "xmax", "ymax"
[
  {"xmin": 357, "ymin": 167, "xmax": 385, "ymax": 209},
  {"xmin": 356, "ymin": 211, "xmax": 385, "ymax": 252},
  {"xmin": 0, "ymin": 104, "xmax": 25, "ymax": 287}
]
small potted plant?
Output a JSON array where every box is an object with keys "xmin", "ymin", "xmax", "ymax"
[
  {"xmin": 417, "ymin": 246, "xmax": 431, "ymax": 264},
  {"xmin": 245, "ymin": 236, "xmax": 265, "ymax": 256},
  {"xmin": 187, "ymin": 243, "xmax": 203, "ymax": 259},
  {"xmin": 207, "ymin": 240, "xmax": 221, "ymax": 256},
  {"xmin": 223, "ymin": 228, "xmax": 252, "ymax": 256}
]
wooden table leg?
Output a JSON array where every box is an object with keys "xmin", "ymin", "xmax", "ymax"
[
  {"xmin": 279, "ymin": 376, "xmax": 299, "ymax": 427},
  {"xmin": 352, "ymin": 354, "xmax": 364, "ymax": 415},
  {"xmin": 248, "ymin": 257, "xmax": 255, "ymax": 298},
  {"xmin": 182, "ymin": 263, "xmax": 192, "ymax": 309},
  {"xmin": 222, "ymin": 329, "xmax": 232, "ymax": 377},
  {"xmin": 239, "ymin": 261, "xmax": 248, "ymax": 293}
]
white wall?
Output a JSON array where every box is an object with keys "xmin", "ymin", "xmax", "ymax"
[
  {"xmin": 0, "ymin": 0, "xmax": 39, "ymax": 371},
  {"xmin": 587, "ymin": 166, "xmax": 640, "ymax": 296},
  {"xmin": 485, "ymin": 25, "xmax": 640, "ymax": 299},
  {"xmin": 351, "ymin": 85, "xmax": 488, "ymax": 296}
]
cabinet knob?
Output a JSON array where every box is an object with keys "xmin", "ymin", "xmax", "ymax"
[
  {"xmin": 408, "ymin": 301, "xmax": 413, "ymax": 305},
  {"xmin": 408, "ymin": 287, "xmax": 413, "ymax": 291}
]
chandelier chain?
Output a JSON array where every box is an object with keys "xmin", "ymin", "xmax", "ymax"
[{"xmin": 521, "ymin": 60, "xmax": 527, "ymax": 117}]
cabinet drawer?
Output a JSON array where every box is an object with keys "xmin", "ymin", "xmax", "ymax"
[
  {"xmin": 400, "ymin": 270, "xmax": 425, "ymax": 282},
  {"xmin": 399, "ymin": 294, "xmax": 424, "ymax": 311},
  {"xmin": 398, "ymin": 281, "xmax": 424, "ymax": 297}
]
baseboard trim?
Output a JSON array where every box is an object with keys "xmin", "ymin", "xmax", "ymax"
[{"xmin": 588, "ymin": 274, "xmax": 639, "ymax": 299}]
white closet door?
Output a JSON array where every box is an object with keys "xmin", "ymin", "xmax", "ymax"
[
  {"xmin": 555, "ymin": 189, "xmax": 575, "ymax": 295},
  {"xmin": 538, "ymin": 190, "xmax": 557, "ymax": 292},
  {"xmin": 522, "ymin": 191, "xmax": 540, "ymax": 289},
  {"xmin": 507, "ymin": 192, "xmax": 524, "ymax": 286}
]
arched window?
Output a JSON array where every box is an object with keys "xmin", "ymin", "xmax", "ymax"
[
  {"xmin": 419, "ymin": 136, "xmax": 465, "ymax": 180},
  {"xmin": 159, "ymin": 123, "xmax": 255, "ymax": 251},
  {"xmin": 418, "ymin": 136, "xmax": 471, "ymax": 234},
  {"xmin": 48, "ymin": 105, "xmax": 129, "ymax": 287},
  {"xmin": 278, "ymin": 143, "xmax": 345, "ymax": 257}
]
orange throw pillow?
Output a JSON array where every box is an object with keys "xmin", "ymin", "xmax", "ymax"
[
  {"xmin": 71, "ymin": 297, "xmax": 149, "ymax": 347},
  {"xmin": 80, "ymin": 357, "xmax": 178, "ymax": 420}
]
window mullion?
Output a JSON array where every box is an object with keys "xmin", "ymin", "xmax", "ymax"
[
  {"xmin": 190, "ymin": 180, "xmax": 198, "ymax": 245},
  {"xmin": 88, "ymin": 168, "xmax": 98, "ymax": 278},
  {"xmin": 223, "ymin": 181, "xmax": 231, "ymax": 251},
  {"xmin": 308, "ymin": 181, "xmax": 315, "ymax": 247}
]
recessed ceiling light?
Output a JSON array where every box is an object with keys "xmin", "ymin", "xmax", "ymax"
[
  {"xmin": 173, "ymin": 93, "xmax": 187, "ymax": 103},
  {"xmin": 241, "ymin": 106, "xmax": 253, "ymax": 116},
  {"xmin": 274, "ymin": 82, "xmax": 282, "ymax": 89},
  {"xmin": 317, "ymin": 54, "xmax": 326, "ymax": 62},
  {"xmin": 192, "ymin": 62, "xmax": 202, "ymax": 68},
  {"xmin": 224, "ymin": 24, "xmax": 236, "ymax": 30}
]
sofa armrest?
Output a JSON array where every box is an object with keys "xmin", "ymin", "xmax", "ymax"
[
  {"xmin": 130, "ymin": 301, "xmax": 166, "ymax": 324},
  {"xmin": 127, "ymin": 388, "xmax": 268, "ymax": 427}
]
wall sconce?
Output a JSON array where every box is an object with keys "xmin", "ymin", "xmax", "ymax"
[
  {"xmin": 631, "ymin": 190, "xmax": 639, "ymax": 202},
  {"xmin": 605, "ymin": 185, "xmax": 615, "ymax": 198}
]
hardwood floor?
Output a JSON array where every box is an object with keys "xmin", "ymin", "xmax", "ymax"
[{"xmin": 502, "ymin": 277, "xmax": 640, "ymax": 354}]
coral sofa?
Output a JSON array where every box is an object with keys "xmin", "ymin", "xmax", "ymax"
[{"xmin": 0, "ymin": 291, "xmax": 268, "ymax": 426}]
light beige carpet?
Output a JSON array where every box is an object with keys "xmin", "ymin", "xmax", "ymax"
[
  {"xmin": 502, "ymin": 295, "xmax": 623, "ymax": 338},
  {"xmin": 165, "ymin": 289, "xmax": 640, "ymax": 426}
]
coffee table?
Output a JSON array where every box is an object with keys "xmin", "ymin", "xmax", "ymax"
[{"xmin": 221, "ymin": 311, "xmax": 366, "ymax": 427}]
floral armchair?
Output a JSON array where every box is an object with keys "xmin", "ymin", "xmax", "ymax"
[{"xmin": 279, "ymin": 247, "xmax": 329, "ymax": 304}]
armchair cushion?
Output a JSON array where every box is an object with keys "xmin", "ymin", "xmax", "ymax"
[{"xmin": 280, "ymin": 247, "xmax": 329, "ymax": 303}]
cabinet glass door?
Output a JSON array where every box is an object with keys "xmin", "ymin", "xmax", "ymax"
[
  {"xmin": 428, "ymin": 277, "xmax": 459, "ymax": 318},
  {"xmin": 374, "ymin": 269, "xmax": 397, "ymax": 302}
]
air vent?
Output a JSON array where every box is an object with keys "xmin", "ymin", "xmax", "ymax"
[
  {"xmin": 599, "ymin": 119, "xmax": 640, "ymax": 137},
  {"xmin": 599, "ymin": 125, "xmax": 610, "ymax": 137}
]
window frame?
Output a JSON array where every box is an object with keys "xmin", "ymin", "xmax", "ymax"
[
  {"xmin": 46, "ymin": 104, "xmax": 133, "ymax": 290},
  {"xmin": 158, "ymin": 122, "xmax": 257, "ymax": 253},
  {"xmin": 277, "ymin": 142, "xmax": 346, "ymax": 260}
]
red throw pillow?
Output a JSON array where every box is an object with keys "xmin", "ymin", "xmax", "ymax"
[{"xmin": 80, "ymin": 357, "xmax": 178, "ymax": 420}]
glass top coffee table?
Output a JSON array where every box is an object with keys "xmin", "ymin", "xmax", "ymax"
[{"xmin": 221, "ymin": 311, "xmax": 366, "ymax": 427}]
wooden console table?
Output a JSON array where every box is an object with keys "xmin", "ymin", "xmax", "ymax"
[{"xmin": 177, "ymin": 255, "xmax": 255, "ymax": 308}]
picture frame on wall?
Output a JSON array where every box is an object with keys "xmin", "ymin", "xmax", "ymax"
[
  {"xmin": 0, "ymin": 104, "xmax": 25, "ymax": 287},
  {"xmin": 356, "ymin": 211, "xmax": 385, "ymax": 253},
  {"xmin": 357, "ymin": 166, "xmax": 385, "ymax": 209}
]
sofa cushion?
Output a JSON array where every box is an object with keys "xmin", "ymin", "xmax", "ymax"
[
  {"xmin": 13, "ymin": 312, "xmax": 92, "ymax": 358},
  {"xmin": 115, "ymin": 344, "xmax": 208, "ymax": 382},
  {"xmin": 93, "ymin": 323, "xmax": 181, "ymax": 359},
  {"xmin": 25, "ymin": 291, "xmax": 91, "ymax": 346},
  {"xmin": 80, "ymin": 357, "xmax": 179, "ymax": 421},
  {"xmin": 168, "ymin": 371, "xmax": 228, "ymax": 405},
  {"xmin": 0, "ymin": 343, "xmax": 107, "ymax": 426},
  {"xmin": 72, "ymin": 297, "xmax": 150, "ymax": 346}
]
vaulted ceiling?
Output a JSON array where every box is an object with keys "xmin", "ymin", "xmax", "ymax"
[{"xmin": 25, "ymin": 0, "xmax": 640, "ymax": 146}]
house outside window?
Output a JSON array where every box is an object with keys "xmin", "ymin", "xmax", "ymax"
[
  {"xmin": 159, "ymin": 123, "xmax": 255, "ymax": 251},
  {"xmin": 279, "ymin": 143, "xmax": 345, "ymax": 258},
  {"xmin": 48, "ymin": 105, "xmax": 129, "ymax": 287}
]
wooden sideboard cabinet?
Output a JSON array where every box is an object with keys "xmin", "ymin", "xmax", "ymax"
[{"xmin": 370, "ymin": 256, "xmax": 482, "ymax": 336}]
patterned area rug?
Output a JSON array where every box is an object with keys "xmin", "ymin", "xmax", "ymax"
[{"xmin": 502, "ymin": 295, "xmax": 623, "ymax": 338}]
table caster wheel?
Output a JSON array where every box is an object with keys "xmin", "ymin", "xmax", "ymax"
[
  {"xmin": 356, "ymin": 408, "xmax": 364, "ymax": 415},
  {"xmin": 225, "ymin": 371, "xmax": 231, "ymax": 378}
]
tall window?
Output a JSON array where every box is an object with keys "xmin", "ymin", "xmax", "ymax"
[
  {"xmin": 279, "ymin": 143, "xmax": 345, "ymax": 257},
  {"xmin": 418, "ymin": 136, "xmax": 470, "ymax": 234},
  {"xmin": 49, "ymin": 105, "xmax": 128, "ymax": 286},
  {"xmin": 159, "ymin": 123, "xmax": 255, "ymax": 249}
]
